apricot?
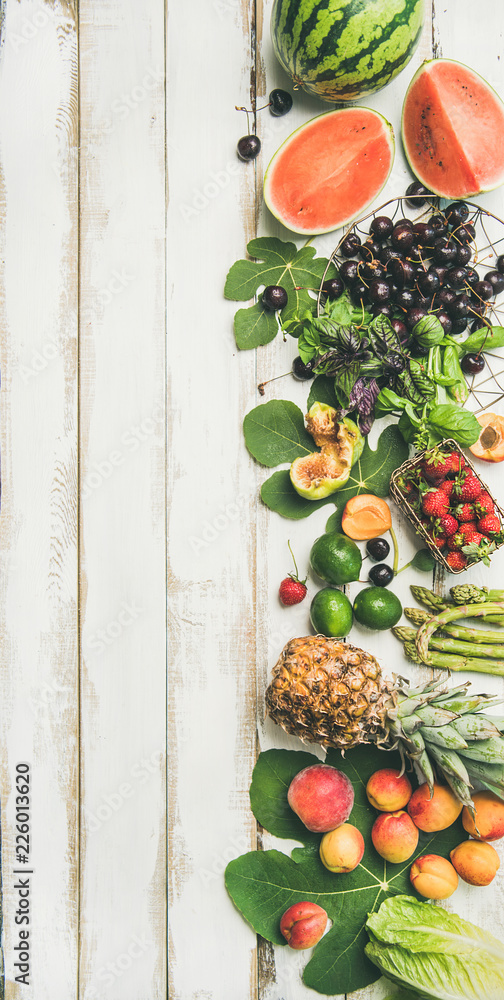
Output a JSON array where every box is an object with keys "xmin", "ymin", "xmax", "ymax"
[
  {"xmin": 366, "ymin": 768, "xmax": 412, "ymax": 812},
  {"xmin": 319, "ymin": 823, "xmax": 365, "ymax": 873},
  {"xmin": 410, "ymin": 854, "xmax": 458, "ymax": 899},
  {"xmin": 371, "ymin": 810, "xmax": 419, "ymax": 863},
  {"xmin": 341, "ymin": 494, "xmax": 392, "ymax": 540},
  {"xmin": 450, "ymin": 839, "xmax": 501, "ymax": 886},
  {"xmin": 469, "ymin": 412, "xmax": 504, "ymax": 463},
  {"xmin": 280, "ymin": 901, "xmax": 328, "ymax": 950},
  {"xmin": 407, "ymin": 781, "xmax": 463, "ymax": 832},
  {"xmin": 462, "ymin": 790, "xmax": 504, "ymax": 841},
  {"xmin": 287, "ymin": 763, "xmax": 354, "ymax": 833}
]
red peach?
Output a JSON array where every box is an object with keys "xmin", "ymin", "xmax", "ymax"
[
  {"xmin": 450, "ymin": 839, "xmax": 500, "ymax": 885},
  {"xmin": 462, "ymin": 791, "xmax": 504, "ymax": 842},
  {"xmin": 319, "ymin": 823, "xmax": 365, "ymax": 873},
  {"xmin": 366, "ymin": 768, "xmax": 412, "ymax": 812},
  {"xmin": 407, "ymin": 781, "xmax": 463, "ymax": 832},
  {"xmin": 279, "ymin": 901, "xmax": 328, "ymax": 950},
  {"xmin": 371, "ymin": 810, "xmax": 419, "ymax": 863},
  {"xmin": 410, "ymin": 854, "xmax": 458, "ymax": 899},
  {"xmin": 287, "ymin": 763, "xmax": 354, "ymax": 833}
]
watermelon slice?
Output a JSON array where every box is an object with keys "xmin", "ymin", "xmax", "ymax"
[
  {"xmin": 263, "ymin": 109, "xmax": 395, "ymax": 236},
  {"xmin": 402, "ymin": 59, "xmax": 504, "ymax": 199}
]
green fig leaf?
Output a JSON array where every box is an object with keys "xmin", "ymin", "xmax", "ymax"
[
  {"xmin": 225, "ymin": 237, "xmax": 336, "ymax": 349},
  {"xmin": 307, "ymin": 375, "xmax": 339, "ymax": 411},
  {"xmin": 261, "ymin": 424, "xmax": 407, "ymax": 519},
  {"xmin": 226, "ymin": 745, "xmax": 464, "ymax": 997},
  {"xmin": 243, "ymin": 400, "xmax": 314, "ymax": 467}
]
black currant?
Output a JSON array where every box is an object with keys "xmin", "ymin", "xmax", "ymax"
[
  {"xmin": 292, "ymin": 356, "xmax": 315, "ymax": 380},
  {"xmin": 461, "ymin": 352, "xmax": 485, "ymax": 375},
  {"xmin": 268, "ymin": 89, "xmax": 293, "ymax": 116},
  {"xmin": 369, "ymin": 564, "xmax": 394, "ymax": 587},
  {"xmin": 366, "ymin": 537, "xmax": 390, "ymax": 561},
  {"xmin": 262, "ymin": 285, "xmax": 288, "ymax": 310},
  {"xmin": 237, "ymin": 134, "xmax": 261, "ymax": 161}
]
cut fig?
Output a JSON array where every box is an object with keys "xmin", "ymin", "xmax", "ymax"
[
  {"xmin": 291, "ymin": 451, "xmax": 351, "ymax": 500},
  {"xmin": 290, "ymin": 403, "xmax": 363, "ymax": 499}
]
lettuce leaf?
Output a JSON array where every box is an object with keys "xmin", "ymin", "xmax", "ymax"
[{"xmin": 365, "ymin": 895, "xmax": 504, "ymax": 1000}]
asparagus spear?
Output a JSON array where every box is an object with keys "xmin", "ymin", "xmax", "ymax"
[
  {"xmin": 404, "ymin": 606, "xmax": 504, "ymax": 644},
  {"xmin": 416, "ymin": 602, "xmax": 504, "ymax": 662},
  {"xmin": 451, "ymin": 584, "xmax": 504, "ymax": 604},
  {"xmin": 410, "ymin": 586, "xmax": 504, "ymax": 625},
  {"xmin": 404, "ymin": 639, "xmax": 504, "ymax": 676},
  {"xmin": 394, "ymin": 625, "xmax": 504, "ymax": 661}
]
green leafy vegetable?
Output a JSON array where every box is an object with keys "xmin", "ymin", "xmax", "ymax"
[
  {"xmin": 243, "ymin": 400, "xmax": 313, "ymax": 467},
  {"xmin": 260, "ymin": 425, "xmax": 407, "ymax": 521},
  {"xmin": 410, "ymin": 550, "xmax": 437, "ymax": 572},
  {"xmin": 224, "ymin": 237, "xmax": 335, "ymax": 349},
  {"xmin": 426, "ymin": 404, "xmax": 481, "ymax": 446},
  {"xmin": 366, "ymin": 895, "xmax": 504, "ymax": 1000},
  {"xmin": 225, "ymin": 747, "xmax": 464, "ymax": 997},
  {"xmin": 307, "ymin": 375, "xmax": 339, "ymax": 411},
  {"xmin": 454, "ymin": 326, "xmax": 504, "ymax": 355}
]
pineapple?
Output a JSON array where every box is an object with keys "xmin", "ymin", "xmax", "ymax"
[{"xmin": 266, "ymin": 635, "xmax": 504, "ymax": 810}]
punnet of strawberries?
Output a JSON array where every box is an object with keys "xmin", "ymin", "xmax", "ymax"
[{"xmin": 391, "ymin": 441, "xmax": 504, "ymax": 573}]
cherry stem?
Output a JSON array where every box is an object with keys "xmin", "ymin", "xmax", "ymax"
[
  {"xmin": 389, "ymin": 526, "xmax": 399, "ymax": 576},
  {"xmin": 258, "ymin": 370, "xmax": 290, "ymax": 395}
]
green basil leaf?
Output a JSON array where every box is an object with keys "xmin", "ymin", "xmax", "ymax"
[
  {"xmin": 426, "ymin": 404, "xmax": 481, "ymax": 446},
  {"xmin": 375, "ymin": 388, "xmax": 410, "ymax": 416},
  {"xmin": 243, "ymin": 400, "xmax": 314, "ymax": 466},
  {"xmin": 412, "ymin": 314, "xmax": 444, "ymax": 346},
  {"xmin": 460, "ymin": 326, "xmax": 504, "ymax": 354}
]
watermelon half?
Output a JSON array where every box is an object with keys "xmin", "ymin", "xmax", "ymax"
[
  {"xmin": 402, "ymin": 59, "xmax": 504, "ymax": 199},
  {"xmin": 263, "ymin": 109, "xmax": 395, "ymax": 236}
]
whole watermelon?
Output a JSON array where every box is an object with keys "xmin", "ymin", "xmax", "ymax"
[{"xmin": 271, "ymin": 0, "xmax": 425, "ymax": 103}]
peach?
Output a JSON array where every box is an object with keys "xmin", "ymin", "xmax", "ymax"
[
  {"xmin": 320, "ymin": 823, "xmax": 365, "ymax": 873},
  {"xmin": 407, "ymin": 781, "xmax": 463, "ymax": 832},
  {"xmin": 366, "ymin": 768, "xmax": 412, "ymax": 812},
  {"xmin": 371, "ymin": 810, "xmax": 419, "ymax": 863},
  {"xmin": 410, "ymin": 854, "xmax": 458, "ymax": 899},
  {"xmin": 287, "ymin": 763, "xmax": 354, "ymax": 833},
  {"xmin": 462, "ymin": 790, "xmax": 504, "ymax": 842},
  {"xmin": 280, "ymin": 901, "xmax": 328, "ymax": 950},
  {"xmin": 450, "ymin": 839, "xmax": 501, "ymax": 886}
]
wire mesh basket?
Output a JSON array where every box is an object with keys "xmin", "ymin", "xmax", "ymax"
[{"xmin": 390, "ymin": 439, "xmax": 504, "ymax": 574}]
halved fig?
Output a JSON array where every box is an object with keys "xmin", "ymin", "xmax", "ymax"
[
  {"xmin": 290, "ymin": 451, "xmax": 351, "ymax": 500},
  {"xmin": 290, "ymin": 403, "xmax": 362, "ymax": 499}
]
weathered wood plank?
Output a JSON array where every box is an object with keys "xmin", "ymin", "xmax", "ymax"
[
  {"xmin": 78, "ymin": 2, "xmax": 166, "ymax": 997},
  {"xmin": 0, "ymin": 1, "xmax": 79, "ymax": 996}
]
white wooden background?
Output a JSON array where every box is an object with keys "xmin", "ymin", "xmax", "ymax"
[{"xmin": 0, "ymin": 1, "xmax": 503, "ymax": 998}]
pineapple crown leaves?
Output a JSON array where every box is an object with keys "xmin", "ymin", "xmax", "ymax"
[{"xmin": 225, "ymin": 745, "xmax": 465, "ymax": 999}]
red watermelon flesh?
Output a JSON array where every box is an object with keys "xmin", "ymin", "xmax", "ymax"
[
  {"xmin": 402, "ymin": 59, "xmax": 504, "ymax": 199},
  {"xmin": 263, "ymin": 109, "xmax": 394, "ymax": 235}
]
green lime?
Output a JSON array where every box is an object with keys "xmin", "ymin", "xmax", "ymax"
[
  {"xmin": 310, "ymin": 588, "xmax": 353, "ymax": 638},
  {"xmin": 309, "ymin": 532, "xmax": 362, "ymax": 585},
  {"xmin": 353, "ymin": 586, "xmax": 402, "ymax": 630}
]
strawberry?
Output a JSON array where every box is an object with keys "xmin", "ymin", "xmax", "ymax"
[
  {"xmin": 434, "ymin": 514, "xmax": 459, "ymax": 537},
  {"xmin": 474, "ymin": 492, "xmax": 497, "ymax": 517},
  {"xmin": 429, "ymin": 533, "xmax": 447, "ymax": 550},
  {"xmin": 279, "ymin": 542, "xmax": 307, "ymax": 606},
  {"xmin": 279, "ymin": 577, "xmax": 307, "ymax": 606},
  {"xmin": 446, "ymin": 551, "xmax": 468, "ymax": 571},
  {"xmin": 477, "ymin": 514, "xmax": 502, "ymax": 535},
  {"xmin": 452, "ymin": 503, "xmax": 475, "ymax": 522},
  {"xmin": 439, "ymin": 480, "xmax": 456, "ymax": 499},
  {"xmin": 458, "ymin": 520, "xmax": 478, "ymax": 536},
  {"xmin": 421, "ymin": 489, "xmax": 450, "ymax": 517},
  {"xmin": 462, "ymin": 529, "xmax": 486, "ymax": 547},
  {"xmin": 447, "ymin": 451, "xmax": 466, "ymax": 477},
  {"xmin": 457, "ymin": 474, "xmax": 482, "ymax": 502},
  {"xmin": 421, "ymin": 448, "xmax": 454, "ymax": 482},
  {"xmin": 447, "ymin": 534, "xmax": 464, "ymax": 551}
]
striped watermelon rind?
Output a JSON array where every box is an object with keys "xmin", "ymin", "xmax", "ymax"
[
  {"xmin": 263, "ymin": 108, "xmax": 395, "ymax": 236},
  {"xmin": 271, "ymin": 0, "xmax": 425, "ymax": 103},
  {"xmin": 402, "ymin": 58, "xmax": 504, "ymax": 199}
]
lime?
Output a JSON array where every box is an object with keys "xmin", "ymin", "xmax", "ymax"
[
  {"xmin": 310, "ymin": 588, "xmax": 353, "ymax": 638},
  {"xmin": 310, "ymin": 532, "xmax": 362, "ymax": 586},
  {"xmin": 353, "ymin": 586, "xmax": 402, "ymax": 630}
]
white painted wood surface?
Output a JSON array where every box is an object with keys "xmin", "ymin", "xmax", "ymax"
[{"xmin": 0, "ymin": 0, "xmax": 503, "ymax": 998}]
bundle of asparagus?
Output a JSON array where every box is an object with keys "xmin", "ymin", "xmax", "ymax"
[{"xmin": 393, "ymin": 586, "xmax": 504, "ymax": 676}]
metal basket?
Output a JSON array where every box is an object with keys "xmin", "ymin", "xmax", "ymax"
[{"xmin": 389, "ymin": 440, "xmax": 504, "ymax": 574}]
